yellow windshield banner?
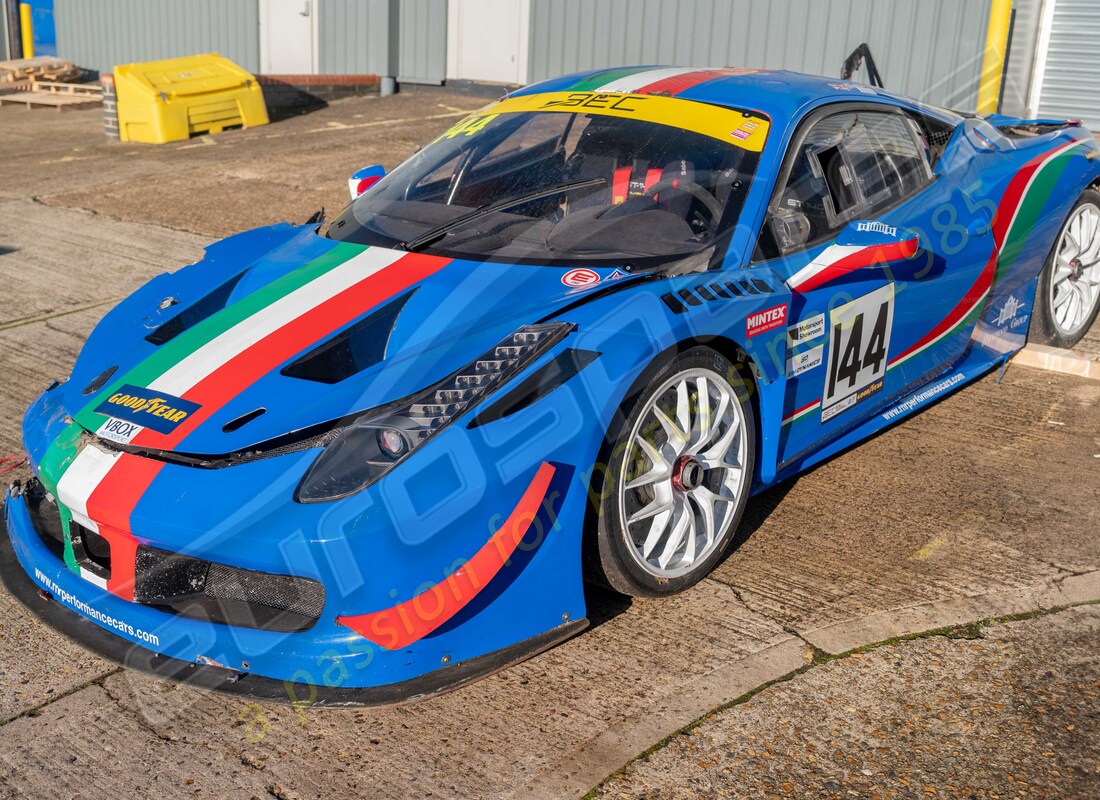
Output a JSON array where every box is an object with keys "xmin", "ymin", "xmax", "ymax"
[{"xmin": 438, "ymin": 91, "xmax": 770, "ymax": 152}]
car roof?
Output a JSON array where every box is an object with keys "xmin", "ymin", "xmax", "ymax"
[{"xmin": 511, "ymin": 66, "xmax": 958, "ymax": 128}]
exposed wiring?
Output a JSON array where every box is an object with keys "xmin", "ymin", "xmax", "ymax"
[{"xmin": 0, "ymin": 455, "xmax": 27, "ymax": 475}]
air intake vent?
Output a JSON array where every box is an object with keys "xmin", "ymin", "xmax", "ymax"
[
  {"xmin": 661, "ymin": 277, "xmax": 777, "ymax": 315},
  {"xmin": 146, "ymin": 271, "xmax": 247, "ymax": 346},
  {"xmin": 281, "ymin": 290, "xmax": 414, "ymax": 384}
]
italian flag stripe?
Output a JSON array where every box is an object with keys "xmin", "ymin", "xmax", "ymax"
[
  {"xmin": 784, "ymin": 136, "xmax": 1085, "ymax": 426},
  {"xmin": 43, "ymin": 244, "xmax": 451, "ymax": 601},
  {"xmin": 73, "ymin": 241, "xmax": 368, "ymax": 432},
  {"xmin": 888, "ymin": 137, "xmax": 1084, "ymax": 370},
  {"xmin": 595, "ymin": 67, "xmax": 700, "ymax": 94},
  {"xmin": 569, "ymin": 66, "xmax": 655, "ymax": 92},
  {"xmin": 633, "ymin": 68, "xmax": 753, "ymax": 96}
]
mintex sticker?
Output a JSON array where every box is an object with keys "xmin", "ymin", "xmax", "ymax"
[
  {"xmin": 787, "ymin": 313, "xmax": 824, "ymax": 345},
  {"xmin": 746, "ymin": 304, "xmax": 788, "ymax": 338},
  {"xmin": 787, "ymin": 344, "xmax": 824, "ymax": 377},
  {"xmin": 94, "ymin": 385, "xmax": 200, "ymax": 435}
]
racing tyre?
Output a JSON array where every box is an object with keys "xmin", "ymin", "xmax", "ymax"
[
  {"xmin": 1030, "ymin": 189, "xmax": 1100, "ymax": 349},
  {"xmin": 591, "ymin": 346, "xmax": 755, "ymax": 597}
]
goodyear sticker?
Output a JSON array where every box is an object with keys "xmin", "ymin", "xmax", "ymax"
[{"xmin": 94, "ymin": 384, "xmax": 200, "ymax": 435}]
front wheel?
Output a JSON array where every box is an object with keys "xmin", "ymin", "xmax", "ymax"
[
  {"xmin": 591, "ymin": 347, "xmax": 755, "ymax": 597},
  {"xmin": 1029, "ymin": 189, "xmax": 1100, "ymax": 349}
]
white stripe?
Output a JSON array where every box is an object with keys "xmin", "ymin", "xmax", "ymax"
[
  {"xmin": 55, "ymin": 443, "xmax": 122, "ymax": 589},
  {"xmin": 889, "ymin": 287, "xmax": 991, "ymax": 368},
  {"xmin": 596, "ymin": 67, "xmax": 699, "ymax": 93},
  {"xmin": 78, "ymin": 569, "xmax": 108, "ymax": 589},
  {"xmin": 149, "ymin": 246, "xmax": 405, "ymax": 396},
  {"xmin": 783, "ymin": 400, "xmax": 821, "ymax": 424},
  {"xmin": 56, "ymin": 444, "xmax": 121, "ymax": 522},
  {"xmin": 787, "ymin": 245, "xmax": 863, "ymax": 290}
]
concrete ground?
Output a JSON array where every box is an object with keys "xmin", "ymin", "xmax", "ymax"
[
  {"xmin": 0, "ymin": 95, "xmax": 1098, "ymax": 800},
  {"xmin": 595, "ymin": 606, "xmax": 1100, "ymax": 800}
]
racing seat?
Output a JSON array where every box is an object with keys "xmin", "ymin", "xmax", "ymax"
[{"xmin": 564, "ymin": 123, "xmax": 696, "ymax": 220}]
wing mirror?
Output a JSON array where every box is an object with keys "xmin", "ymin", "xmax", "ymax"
[{"xmin": 348, "ymin": 165, "xmax": 386, "ymax": 200}]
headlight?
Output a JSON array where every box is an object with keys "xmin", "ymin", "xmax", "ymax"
[{"xmin": 295, "ymin": 322, "xmax": 573, "ymax": 502}]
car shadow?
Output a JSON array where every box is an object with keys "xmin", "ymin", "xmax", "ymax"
[{"xmin": 581, "ymin": 476, "xmax": 799, "ymax": 631}]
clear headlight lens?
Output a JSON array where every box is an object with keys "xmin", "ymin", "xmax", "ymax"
[{"xmin": 295, "ymin": 322, "xmax": 572, "ymax": 502}]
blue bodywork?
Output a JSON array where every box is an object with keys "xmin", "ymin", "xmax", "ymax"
[{"xmin": 6, "ymin": 70, "xmax": 1100, "ymax": 703}]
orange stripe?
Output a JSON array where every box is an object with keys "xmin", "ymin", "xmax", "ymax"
[{"xmin": 337, "ymin": 463, "xmax": 556, "ymax": 650}]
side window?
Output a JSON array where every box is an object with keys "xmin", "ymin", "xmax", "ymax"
[{"xmin": 755, "ymin": 108, "xmax": 933, "ymax": 261}]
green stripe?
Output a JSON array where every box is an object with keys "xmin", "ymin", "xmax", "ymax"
[
  {"xmin": 72, "ymin": 241, "xmax": 365, "ymax": 432},
  {"xmin": 36, "ymin": 423, "xmax": 84, "ymax": 570},
  {"xmin": 37, "ymin": 239, "xmax": 365, "ymax": 575},
  {"xmin": 997, "ymin": 148, "xmax": 1077, "ymax": 281},
  {"xmin": 570, "ymin": 67, "xmax": 654, "ymax": 91}
]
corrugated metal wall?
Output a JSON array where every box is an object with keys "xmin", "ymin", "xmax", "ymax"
[
  {"xmin": 319, "ymin": 0, "xmax": 392, "ymax": 75},
  {"xmin": 1, "ymin": 0, "xmax": 11, "ymax": 62},
  {"xmin": 397, "ymin": 0, "xmax": 446, "ymax": 84},
  {"xmin": 55, "ymin": 0, "xmax": 259, "ymax": 75},
  {"xmin": 1036, "ymin": 0, "xmax": 1100, "ymax": 129},
  {"xmin": 527, "ymin": 0, "xmax": 994, "ymax": 111}
]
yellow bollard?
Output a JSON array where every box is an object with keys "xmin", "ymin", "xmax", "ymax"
[
  {"xmin": 19, "ymin": 3, "xmax": 34, "ymax": 59},
  {"xmin": 977, "ymin": 0, "xmax": 1012, "ymax": 115}
]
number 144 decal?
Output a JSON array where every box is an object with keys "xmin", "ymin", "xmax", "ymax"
[{"xmin": 821, "ymin": 284, "xmax": 895, "ymax": 422}]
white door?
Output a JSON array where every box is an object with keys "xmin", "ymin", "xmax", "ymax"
[
  {"xmin": 447, "ymin": 0, "xmax": 529, "ymax": 84},
  {"xmin": 259, "ymin": 0, "xmax": 317, "ymax": 74}
]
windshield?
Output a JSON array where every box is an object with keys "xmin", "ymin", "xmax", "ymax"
[{"xmin": 327, "ymin": 93, "xmax": 768, "ymax": 268}]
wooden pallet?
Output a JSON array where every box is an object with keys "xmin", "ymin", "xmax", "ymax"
[
  {"xmin": 0, "ymin": 56, "xmax": 80, "ymax": 83},
  {"xmin": 0, "ymin": 80, "xmax": 102, "ymax": 110}
]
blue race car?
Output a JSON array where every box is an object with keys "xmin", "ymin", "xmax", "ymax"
[{"xmin": 5, "ymin": 67, "xmax": 1100, "ymax": 706}]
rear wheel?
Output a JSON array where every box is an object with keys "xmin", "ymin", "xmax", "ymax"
[
  {"xmin": 1030, "ymin": 190, "xmax": 1100, "ymax": 349},
  {"xmin": 591, "ymin": 347, "xmax": 755, "ymax": 597}
]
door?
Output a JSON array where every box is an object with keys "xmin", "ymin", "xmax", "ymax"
[
  {"xmin": 446, "ymin": 0, "xmax": 528, "ymax": 84},
  {"xmin": 260, "ymin": 0, "xmax": 317, "ymax": 75},
  {"xmin": 753, "ymin": 104, "xmax": 990, "ymax": 466}
]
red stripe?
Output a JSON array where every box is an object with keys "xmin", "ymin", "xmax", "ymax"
[
  {"xmin": 793, "ymin": 239, "xmax": 918, "ymax": 293},
  {"xmin": 783, "ymin": 399, "xmax": 819, "ymax": 421},
  {"xmin": 889, "ymin": 139, "xmax": 1078, "ymax": 366},
  {"xmin": 634, "ymin": 69, "xmax": 731, "ymax": 96},
  {"xmin": 83, "ymin": 251, "xmax": 450, "ymax": 601},
  {"xmin": 337, "ymin": 463, "xmax": 556, "ymax": 650}
]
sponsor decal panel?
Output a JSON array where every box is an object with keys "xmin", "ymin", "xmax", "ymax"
[
  {"xmin": 856, "ymin": 221, "xmax": 897, "ymax": 236},
  {"xmin": 821, "ymin": 284, "xmax": 894, "ymax": 421},
  {"xmin": 882, "ymin": 373, "xmax": 965, "ymax": 421},
  {"xmin": 98, "ymin": 417, "xmax": 144, "ymax": 445},
  {"xmin": 993, "ymin": 293, "xmax": 1029, "ymax": 331},
  {"xmin": 561, "ymin": 268, "xmax": 601, "ymax": 288},
  {"xmin": 746, "ymin": 303, "xmax": 788, "ymax": 338},
  {"xmin": 788, "ymin": 313, "xmax": 824, "ymax": 345},
  {"xmin": 787, "ymin": 344, "xmax": 824, "ymax": 377},
  {"xmin": 93, "ymin": 384, "xmax": 200, "ymax": 435},
  {"xmin": 32, "ymin": 567, "xmax": 160, "ymax": 647}
]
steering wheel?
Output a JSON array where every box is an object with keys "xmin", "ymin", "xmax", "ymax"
[{"xmin": 643, "ymin": 178, "xmax": 723, "ymax": 226}]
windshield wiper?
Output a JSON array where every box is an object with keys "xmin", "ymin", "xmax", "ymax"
[{"xmin": 400, "ymin": 178, "xmax": 607, "ymax": 252}]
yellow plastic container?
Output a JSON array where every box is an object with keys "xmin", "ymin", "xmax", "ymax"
[{"xmin": 114, "ymin": 53, "xmax": 268, "ymax": 144}]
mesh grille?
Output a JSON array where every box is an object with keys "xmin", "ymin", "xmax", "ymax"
[
  {"xmin": 134, "ymin": 544, "xmax": 325, "ymax": 632},
  {"xmin": 204, "ymin": 563, "xmax": 326, "ymax": 619}
]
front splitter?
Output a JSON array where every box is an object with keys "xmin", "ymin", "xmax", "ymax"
[{"xmin": 1, "ymin": 500, "xmax": 588, "ymax": 708}]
